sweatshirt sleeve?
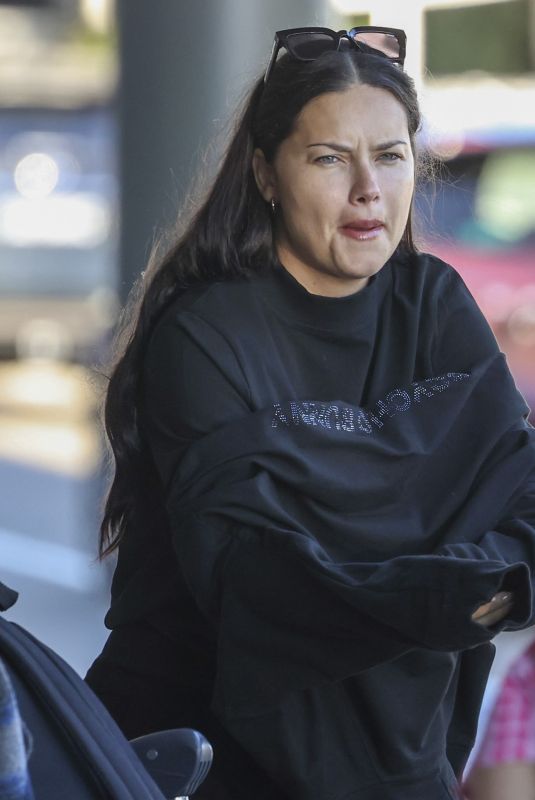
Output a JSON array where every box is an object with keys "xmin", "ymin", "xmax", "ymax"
[
  {"xmin": 433, "ymin": 440, "xmax": 535, "ymax": 631},
  {"xmin": 430, "ymin": 260, "xmax": 535, "ymax": 629},
  {"xmin": 142, "ymin": 311, "xmax": 253, "ymax": 490}
]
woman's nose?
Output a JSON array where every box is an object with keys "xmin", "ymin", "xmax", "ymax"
[{"xmin": 349, "ymin": 166, "xmax": 380, "ymax": 204}]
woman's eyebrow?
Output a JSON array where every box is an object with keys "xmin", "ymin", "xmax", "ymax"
[
  {"xmin": 306, "ymin": 139, "xmax": 409, "ymax": 151},
  {"xmin": 306, "ymin": 142, "xmax": 353, "ymax": 151},
  {"xmin": 372, "ymin": 139, "xmax": 409, "ymax": 150}
]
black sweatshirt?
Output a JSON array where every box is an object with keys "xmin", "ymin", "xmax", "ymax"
[{"xmin": 86, "ymin": 250, "xmax": 535, "ymax": 800}]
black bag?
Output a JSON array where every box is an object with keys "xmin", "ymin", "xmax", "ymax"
[{"xmin": 0, "ymin": 581, "xmax": 212, "ymax": 799}]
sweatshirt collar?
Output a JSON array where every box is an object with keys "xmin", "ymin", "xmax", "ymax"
[{"xmin": 258, "ymin": 258, "xmax": 391, "ymax": 333}]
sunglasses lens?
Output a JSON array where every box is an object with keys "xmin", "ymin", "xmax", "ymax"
[
  {"xmin": 286, "ymin": 32, "xmax": 338, "ymax": 59},
  {"xmin": 351, "ymin": 31, "xmax": 401, "ymax": 60}
]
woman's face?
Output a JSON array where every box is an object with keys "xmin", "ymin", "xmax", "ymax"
[{"xmin": 253, "ymin": 83, "xmax": 415, "ymax": 297}]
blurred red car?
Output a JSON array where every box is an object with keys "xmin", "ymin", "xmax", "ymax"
[{"xmin": 417, "ymin": 85, "xmax": 535, "ymax": 418}]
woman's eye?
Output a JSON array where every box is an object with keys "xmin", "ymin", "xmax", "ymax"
[{"xmin": 315, "ymin": 154, "xmax": 342, "ymax": 165}]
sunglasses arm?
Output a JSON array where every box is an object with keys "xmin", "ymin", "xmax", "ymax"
[{"xmin": 263, "ymin": 38, "xmax": 281, "ymax": 84}]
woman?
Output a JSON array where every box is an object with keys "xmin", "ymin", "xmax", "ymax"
[{"xmin": 86, "ymin": 26, "xmax": 535, "ymax": 800}]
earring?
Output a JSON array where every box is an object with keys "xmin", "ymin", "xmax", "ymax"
[{"xmin": 270, "ymin": 198, "xmax": 277, "ymax": 215}]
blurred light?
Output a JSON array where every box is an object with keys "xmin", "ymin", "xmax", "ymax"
[
  {"xmin": 329, "ymin": 0, "xmax": 369, "ymax": 12},
  {"xmin": 508, "ymin": 304, "xmax": 535, "ymax": 347},
  {"xmin": 0, "ymin": 406, "xmax": 100, "ymax": 474},
  {"xmin": 86, "ymin": 286, "xmax": 119, "ymax": 328},
  {"xmin": 0, "ymin": 358, "xmax": 99, "ymax": 423},
  {"xmin": 6, "ymin": 133, "xmax": 82, "ymax": 192},
  {"xmin": 427, "ymin": 130, "xmax": 465, "ymax": 161},
  {"xmin": 14, "ymin": 152, "xmax": 59, "ymax": 199},
  {"xmin": 15, "ymin": 318, "xmax": 73, "ymax": 362},
  {"xmin": 475, "ymin": 151, "xmax": 535, "ymax": 243},
  {"xmin": 479, "ymin": 282, "xmax": 517, "ymax": 324},
  {"xmin": 2, "ymin": 360, "xmax": 75, "ymax": 409},
  {"xmin": 329, "ymin": 0, "xmax": 521, "ymax": 10},
  {"xmin": 419, "ymin": 81, "xmax": 535, "ymax": 156},
  {"xmin": 0, "ymin": 192, "xmax": 111, "ymax": 247},
  {"xmin": 81, "ymin": 0, "xmax": 114, "ymax": 34}
]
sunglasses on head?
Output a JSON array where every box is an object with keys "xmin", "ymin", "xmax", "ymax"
[{"xmin": 263, "ymin": 26, "xmax": 407, "ymax": 84}]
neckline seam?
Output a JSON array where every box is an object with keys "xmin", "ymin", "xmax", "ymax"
[{"xmin": 260, "ymin": 298, "xmax": 375, "ymax": 334}]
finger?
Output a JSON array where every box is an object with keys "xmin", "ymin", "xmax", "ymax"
[
  {"xmin": 472, "ymin": 601, "xmax": 494, "ymax": 620},
  {"xmin": 473, "ymin": 601, "xmax": 514, "ymax": 627},
  {"xmin": 471, "ymin": 592, "xmax": 513, "ymax": 621}
]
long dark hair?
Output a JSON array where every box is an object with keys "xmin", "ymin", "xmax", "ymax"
[{"xmin": 99, "ymin": 49, "xmax": 423, "ymax": 556}]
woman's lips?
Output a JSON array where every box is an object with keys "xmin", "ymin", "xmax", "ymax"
[{"xmin": 339, "ymin": 221, "xmax": 385, "ymax": 241}]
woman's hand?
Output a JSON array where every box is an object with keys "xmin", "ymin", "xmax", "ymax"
[{"xmin": 471, "ymin": 591, "xmax": 514, "ymax": 627}]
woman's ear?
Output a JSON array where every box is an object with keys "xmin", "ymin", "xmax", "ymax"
[{"xmin": 252, "ymin": 148, "xmax": 277, "ymax": 203}]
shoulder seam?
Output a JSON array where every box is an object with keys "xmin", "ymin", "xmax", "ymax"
[{"xmin": 170, "ymin": 308, "xmax": 254, "ymax": 409}]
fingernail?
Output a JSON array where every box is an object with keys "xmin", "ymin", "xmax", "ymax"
[{"xmin": 492, "ymin": 592, "xmax": 512, "ymax": 604}]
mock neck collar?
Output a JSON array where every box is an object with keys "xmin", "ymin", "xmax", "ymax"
[{"xmin": 256, "ymin": 259, "xmax": 392, "ymax": 333}]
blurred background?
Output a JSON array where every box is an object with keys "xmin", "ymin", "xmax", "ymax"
[{"xmin": 0, "ymin": 0, "xmax": 534, "ymax": 766}]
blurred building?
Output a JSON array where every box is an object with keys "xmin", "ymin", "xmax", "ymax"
[{"xmin": 0, "ymin": 0, "xmax": 118, "ymax": 673}]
